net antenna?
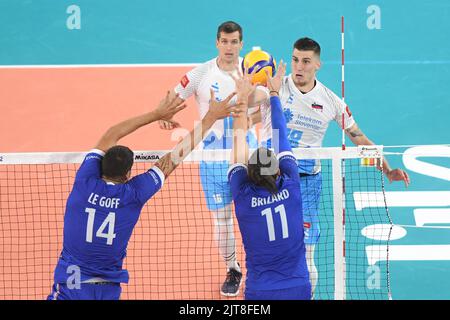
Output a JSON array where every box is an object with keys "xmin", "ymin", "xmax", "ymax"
[
  {"xmin": 337, "ymin": 17, "xmax": 392, "ymax": 300},
  {"xmin": 335, "ymin": 15, "xmax": 347, "ymax": 300}
]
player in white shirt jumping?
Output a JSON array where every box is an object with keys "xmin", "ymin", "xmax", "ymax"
[
  {"xmin": 255, "ymin": 37, "xmax": 410, "ymax": 297},
  {"xmin": 159, "ymin": 21, "xmax": 262, "ymax": 297}
]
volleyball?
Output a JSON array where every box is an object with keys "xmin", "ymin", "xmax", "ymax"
[{"xmin": 242, "ymin": 47, "xmax": 276, "ymax": 86}]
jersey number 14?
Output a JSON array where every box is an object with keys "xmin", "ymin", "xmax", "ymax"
[
  {"xmin": 85, "ymin": 208, "xmax": 117, "ymax": 245},
  {"xmin": 261, "ymin": 204, "xmax": 289, "ymax": 242}
]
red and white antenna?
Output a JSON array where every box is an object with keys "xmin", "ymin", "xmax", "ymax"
[{"xmin": 340, "ymin": 15, "xmax": 347, "ymax": 300}]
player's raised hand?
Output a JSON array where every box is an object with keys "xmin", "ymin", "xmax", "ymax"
[
  {"xmin": 231, "ymin": 63, "xmax": 258, "ymax": 102},
  {"xmin": 208, "ymin": 89, "xmax": 242, "ymax": 120},
  {"xmin": 265, "ymin": 60, "xmax": 286, "ymax": 94},
  {"xmin": 387, "ymin": 168, "xmax": 411, "ymax": 188},
  {"xmin": 154, "ymin": 91, "xmax": 187, "ymax": 124}
]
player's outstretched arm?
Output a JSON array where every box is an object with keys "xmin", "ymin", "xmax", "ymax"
[
  {"xmin": 95, "ymin": 91, "xmax": 186, "ymax": 153},
  {"xmin": 230, "ymin": 65, "xmax": 258, "ymax": 164},
  {"xmin": 265, "ymin": 61, "xmax": 291, "ymax": 155},
  {"xmin": 155, "ymin": 90, "xmax": 242, "ymax": 177},
  {"xmin": 345, "ymin": 123, "xmax": 410, "ymax": 187}
]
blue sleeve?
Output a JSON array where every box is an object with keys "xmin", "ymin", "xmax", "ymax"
[
  {"xmin": 278, "ymin": 151, "xmax": 299, "ymax": 181},
  {"xmin": 127, "ymin": 166, "xmax": 165, "ymax": 204},
  {"xmin": 227, "ymin": 164, "xmax": 250, "ymax": 199},
  {"xmin": 270, "ymin": 96, "xmax": 292, "ymax": 154},
  {"xmin": 75, "ymin": 149, "xmax": 105, "ymax": 181}
]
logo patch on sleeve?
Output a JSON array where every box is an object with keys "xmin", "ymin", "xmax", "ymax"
[
  {"xmin": 346, "ymin": 105, "xmax": 352, "ymax": 117},
  {"xmin": 180, "ymin": 75, "xmax": 190, "ymax": 88},
  {"xmin": 148, "ymin": 171, "xmax": 160, "ymax": 185}
]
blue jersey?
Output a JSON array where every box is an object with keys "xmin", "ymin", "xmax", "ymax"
[
  {"xmin": 53, "ymin": 149, "xmax": 164, "ymax": 284},
  {"xmin": 228, "ymin": 151, "xmax": 310, "ymax": 291}
]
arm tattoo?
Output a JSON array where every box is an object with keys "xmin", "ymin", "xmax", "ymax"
[{"xmin": 346, "ymin": 127, "xmax": 364, "ymax": 138}]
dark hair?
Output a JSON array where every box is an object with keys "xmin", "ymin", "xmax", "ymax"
[
  {"xmin": 248, "ymin": 147, "xmax": 279, "ymax": 194},
  {"xmin": 293, "ymin": 37, "xmax": 321, "ymax": 56},
  {"xmin": 217, "ymin": 21, "xmax": 243, "ymax": 41},
  {"xmin": 101, "ymin": 145, "xmax": 134, "ymax": 181}
]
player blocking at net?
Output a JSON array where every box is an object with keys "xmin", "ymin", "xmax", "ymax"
[
  {"xmin": 47, "ymin": 90, "xmax": 241, "ymax": 300},
  {"xmin": 228, "ymin": 62, "xmax": 311, "ymax": 300},
  {"xmin": 251, "ymin": 37, "xmax": 411, "ymax": 297},
  {"xmin": 159, "ymin": 21, "xmax": 267, "ymax": 296}
]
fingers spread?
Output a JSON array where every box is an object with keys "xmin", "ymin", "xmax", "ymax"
[
  {"xmin": 240, "ymin": 63, "xmax": 246, "ymax": 77},
  {"xmin": 403, "ymin": 171, "xmax": 410, "ymax": 187},
  {"xmin": 169, "ymin": 93, "xmax": 180, "ymax": 106},
  {"xmin": 164, "ymin": 121, "xmax": 170, "ymax": 130},
  {"xmin": 176, "ymin": 104, "xmax": 187, "ymax": 112},
  {"xmin": 224, "ymin": 91, "xmax": 237, "ymax": 104},
  {"xmin": 165, "ymin": 90, "xmax": 170, "ymax": 102}
]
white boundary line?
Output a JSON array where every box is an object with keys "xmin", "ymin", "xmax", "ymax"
[{"xmin": 0, "ymin": 63, "xmax": 199, "ymax": 69}]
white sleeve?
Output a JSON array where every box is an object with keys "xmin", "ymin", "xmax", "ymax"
[
  {"xmin": 89, "ymin": 149, "xmax": 105, "ymax": 157},
  {"xmin": 174, "ymin": 63, "xmax": 209, "ymax": 100},
  {"xmin": 327, "ymin": 88, "xmax": 355, "ymax": 130},
  {"xmin": 149, "ymin": 165, "xmax": 165, "ymax": 188},
  {"xmin": 255, "ymin": 85, "xmax": 269, "ymax": 100}
]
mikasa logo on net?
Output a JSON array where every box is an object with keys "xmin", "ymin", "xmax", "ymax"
[{"xmin": 134, "ymin": 153, "xmax": 161, "ymax": 161}]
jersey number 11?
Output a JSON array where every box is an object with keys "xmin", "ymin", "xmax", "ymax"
[{"xmin": 261, "ymin": 204, "xmax": 289, "ymax": 242}]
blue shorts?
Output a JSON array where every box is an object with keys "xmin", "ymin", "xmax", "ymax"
[
  {"xmin": 300, "ymin": 172, "xmax": 322, "ymax": 245},
  {"xmin": 47, "ymin": 282, "xmax": 122, "ymax": 300},
  {"xmin": 200, "ymin": 161, "xmax": 232, "ymax": 211},
  {"xmin": 245, "ymin": 283, "xmax": 312, "ymax": 300}
]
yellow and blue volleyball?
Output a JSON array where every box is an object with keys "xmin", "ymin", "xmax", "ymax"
[{"xmin": 242, "ymin": 48, "xmax": 276, "ymax": 86}]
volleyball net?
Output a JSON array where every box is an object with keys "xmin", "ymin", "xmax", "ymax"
[{"xmin": 0, "ymin": 146, "xmax": 392, "ymax": 300}]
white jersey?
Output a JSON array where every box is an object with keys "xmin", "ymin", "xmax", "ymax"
[
  {"xmin": 260, "ymin": 75, "xmax": 355, "ymax": 173},
  {"xmin": 175, "ymin": 57, "xmax": 259, "ymax": 150}
]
